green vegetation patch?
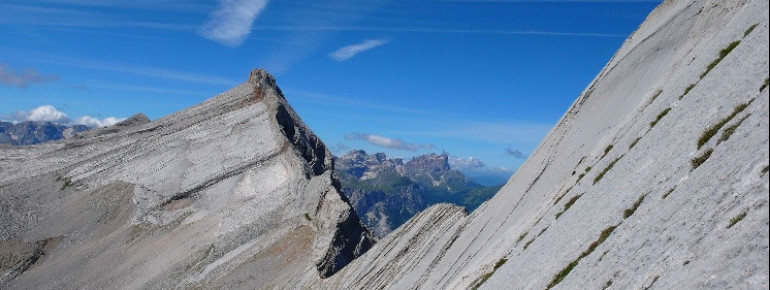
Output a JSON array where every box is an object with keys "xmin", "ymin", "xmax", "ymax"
[
  {"xmin": 471, "ymin": 258, "xmax": 509, "ymax": 290},
  {"xmin": 697, "ymin": 102, "xmax": 749, "ymax": 149},
  {"xmin": 679, "ymin": 84, "xmax": 696, "ymax": 100},
  {"xmin": 691, "ymin": 148, "xmax": 714, "ymax": 169},
  {"xmin": 517, "ymin": 231, "xmax": 528, "ymax": 243},
  {"xmin": 555, "ymin": 194, "xmax": 583, "ymax": 220},
  {"xmin": 762, "ymin": 165, "xmax": 769, "ymax": 175},
  {"xmin": 744, "ymin": 23, "xmax": 759, "ymax": 37},
  {"xmin": 649, "ymin": 89, "xmax": 662, "ymax": 104},
  {"xmin": 59, "ymin": 176, "xmax": 73, "ymax": 191},
  {"xmin": 594, "ymin": 157, "xmax": 622, "ymax": 185},
  {"xmin": 761, "ymin": 78, "xmax": 769, "ymax": 92},
  {"xmin": 643, "ymin": 276, "xmax": 661, "ymax": 290},
  {"xmin": 523, "ymin": 238, "xmax": 535, "ymax": 250},
  {"xmin": 623, "ymin": 194, "xmax": 647, "ymax": 219},
  {"xmin": 727, "ymin": 211, "xmax": 747, "ymax": 228},
  {"xmin": 718, "ymin": 114, "xmax": 750, "ymax": 144},
  {"xmin": 304, "ymin": 213, "xmax": 313, "ymax": 221},
  {"xmin": 650, "ymin": 108, "xmax": 671, "ymax": 127},
  {"xmin": 546, "ymin": 225, "xmax": 619, "ymax": 289},
  {"xmin": 662, "ymin": 187, "xmax": 676, "ymax": 199},
  {"xmin": 494, "ymin": 257, "xmax": 508, "ymax": 270},
  {"xmin": 602, "ymin": 280, "xmax": 613, "ymax": 290},
  {"xmin": 553, "ymin": 186, "xmax": 572, "ymax": 205},
  {"xmin": 629, "ymin": 137, "xmax": 642, "ymax": 150},
  {"xmin": 701, "ymin": 40, "xmax": 740, "ymax": 79},
  {"xmin": 602, "ymin": 145, "xmax": 614, "ymax": 158},
  {"xmin": 471, "ymin": 272, "xmax": 494, "ymax": 290}
]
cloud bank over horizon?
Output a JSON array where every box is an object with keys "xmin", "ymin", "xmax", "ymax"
[
  {"xmin": 345, "ymin": 133, "xmax": 435, "ymax": 152},
  {"xmin": 2, "ymin": 105, "xmax": 124, "ymax": 128}
]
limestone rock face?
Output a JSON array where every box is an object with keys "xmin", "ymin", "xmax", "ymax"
[
  {"xmin": 0, "ymin": 69, "xmax": 373, "ymax": 289},
  {"xmin": 313, "ymin": 0, "xmax": 769, "ymax": 289}
]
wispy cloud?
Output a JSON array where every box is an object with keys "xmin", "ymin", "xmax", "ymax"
[
  {"xmin": 0, "ymin": 3, "xmax": 198, "ymax": 31},
  {"xmin": 2, "ymin": 105, "xmax": 124, "ymax": 127},
  {"xmin": 253, "ymin": 25, "xmax": 627, "ymax": 38},
  {"xmin": 505, "ymin": 147, "xmax": 527, "ymax": 159},
  {"xmin": 330, "ymin": 39, "xmax": 389, "ymax": 61},
  {"xmin": 415, "ymin": 121, "xmax": 553, "ymax": 144},
  {"xmin": 35, "ymin": 55, "xmax": 237, "ymax": 86},
  {"xmin": 200, "ymin": 0, "xmax": 269, "ymax": 47},
  {"xmin": 346, "ymin": 133, "xmax": 434, "ymax": 151},
  {"xmin": 0, "ymin": 63, "xmax": 58, "ymax": 88},
  {"xmin": 285, "ymin": 88, "xmax": 434, "ymax": 115}
]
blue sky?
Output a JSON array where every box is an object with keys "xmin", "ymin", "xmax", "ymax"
[{"xmin": 0, "ymin": 0, "xmax": 661, "ymax": 184}]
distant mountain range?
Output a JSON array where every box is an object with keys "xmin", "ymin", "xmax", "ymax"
[
  {"xmin": 0, "ymin": 121, "xmax": 90, "ymax": 145},
  {"xmin": 334, "ymin": 150, "xmax": 500, "ymax": 237}
]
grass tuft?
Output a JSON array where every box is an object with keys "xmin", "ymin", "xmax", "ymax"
[
  {"xmin": 304, "ymin": 213, "xmax": 313, "ymax": 221},
  {"xmin": 650, "ymin": 108, "xmax": 671, "ymax": 127},
  {"xmin": 697, "ymin": 103, "xmax": 749, "ymax": 149},
  {"xmin": 761, "ymin": 78, "xmax": 769, "ymax": 92},
  {"xmin": 623, "ymin": 194, "xmax": 646, "ymax": 219},
  {"xmin": 691, "ymin": 148, "xmax": 713, "ymax": 169},
  {"xmin": 727, "ymin": 211, "xmax": 747, "ymax": 228},
  {"xmin": 602, "ymin": 279, "xmax": 613, "ymax": 290},
  {"xmin": 471, "ymin": 257, "xmax": 508, "ymax": 290},
  {"xmin": 602, "ymin": 145, "xmax": 614, "ymax": 158},
  {"xmin": 594, "ymin": 157, "xmax": 622, "ymax": 185},
  {"xmin": 643, "ymin": 276, "xmax": 660, "ymax": 290},
  {"xmin": 546, "ymin": 225, "xmax": 618, "ymax": 289},
  {"xmin": 523, "ymin": 238, "xmax": 535, "ymax": 250},
  {"xmin": 762, "ymin": 165, "xmax": 769, "ymax": 175},
  {"xmin": 517, "ymin": 232, "xmax": 528, "ymax": 243},
  {"xmin": 662, "ymin": 187, "xmax": 676, "ymax": 199},
  {"xmin": 60, "ymin": 176, "xmax": 73, "ymax": 191},
  {"xmin": 718, "ymin": 114, "xmax": 750, "ymax": 144},
  {"xmin": 701, "ymin": 40, "xmax": 740, "ymax": 79},
  {"xmin": 679, "ymin": 83, "xmax": 696, "ymax": 100},
  {"xmin": 744, "ymin": 23, "xmax": 759, "ymax": 37},
  {"xmin": 556, "ymin": 194, "xmax": 583, "ymax": 220},
  {"xmin": 649, "ymin": 89, "xmax": 662, "ymax": 103},
  {"xmin": 494, "ymin": 258, "xmax": 508, "ymax": 270},
  {"xmin": 629, "ymin": 137, "xmax": 642, "ymax": 149}
]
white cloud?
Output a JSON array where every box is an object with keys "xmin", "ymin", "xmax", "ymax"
[
  {"xmin": 345, "ymin": 133, "xmax": 434, "ymax": 151},
  {"xmin": 2, "ymin": 105, "xmax": 123, "ymax": 128},
  {"xmin": 200, "ymin": 0, "xmax": 269, "ymax": 47},
  {"xmin": 0, "ymin": 63, "xmax": 58, "ymax": 88},
  {"xmin": 449, "ymin": 156, "xmax": 486, "ymax": 169},
  {"xmin": 26, "ymin": 105, "xmax": 69, "ymax": 123},
  {"xmin": 330, "ymin": 39, "xmax": 389, "ymax": 61},
  {"xmin": 505, "ymin": 147, "xmax": 527, "ymax": 159},
  {"xmin": 75, "ymin": 115, "xmax": 125, "ymax": 127}
]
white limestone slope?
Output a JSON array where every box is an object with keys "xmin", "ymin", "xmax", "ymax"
[
  {"xmin": 318, "ymin": 0, "xmax": 769, "ymax": 289},
  {"xmin": 0, "ymin": 70, "xmax": 374, "ymax": 289}
]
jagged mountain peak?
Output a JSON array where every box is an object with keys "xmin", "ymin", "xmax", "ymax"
[{"xmin": 0, "ymin": 68, "xmax": 373, "ymax": 288}]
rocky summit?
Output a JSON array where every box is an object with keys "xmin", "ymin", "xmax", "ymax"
[
  {"xmin": 335, "ymin": 150, "xmax": 499, "ymax": 237},
  {"xmin": 1, "ymin": 0, "xmax": 769, "ymax": 289},
  {"xmin": 0, "ymin": 69, "xmax": 373, "ymax": 289}
]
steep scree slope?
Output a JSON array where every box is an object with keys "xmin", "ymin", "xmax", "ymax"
[
  {"xmin": 0, "ymin": 69, "xmax": 374, "ymax": 289},
  {"xmin": 314, "ymin": 0, "xmax": 769, "ymax": 289}
]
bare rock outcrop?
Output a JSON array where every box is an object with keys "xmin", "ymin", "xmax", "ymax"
[
  {"xmin": 313, "ymin": 0, "xmax": 769, "ymax": 289},
  {"xmin": 0, "ymin": 69, "xmax": 373, "ymax": 289}
]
